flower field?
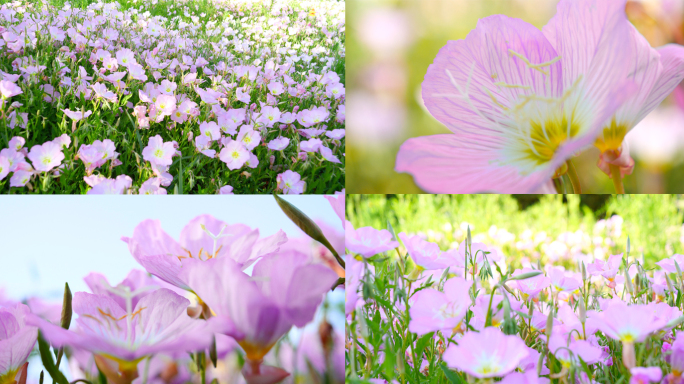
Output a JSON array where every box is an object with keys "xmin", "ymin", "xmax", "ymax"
[
  {"xmin": 0, "ymin": 0, "xmax": 345, "ymax": 194},
  {"xmin": 345, "ymin": 195, "xmax": 684, "ymax": 384}
]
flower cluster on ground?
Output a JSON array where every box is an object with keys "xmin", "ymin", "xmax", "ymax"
[
  {"xmin": 346, "ymin": 211, "xmax": 684, "ymax": 384},
  {"xmin": 0, "ymin": 194, "xmax": 346, "ymax": 384},
  {"xmin": 0, "ymin": 0, "xmax": 345, "ymax": 194}
]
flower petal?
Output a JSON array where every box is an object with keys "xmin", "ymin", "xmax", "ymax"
[{"xmin": 635, "ymin": 44, "xmax": 684, "ymax": 123}]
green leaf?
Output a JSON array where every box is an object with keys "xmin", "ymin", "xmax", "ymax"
[
  {"xmin": 415, "ymin": 332, "xmax": 434, "ymax": 360},
  {"xmin": 440, "ymin": 363, "xmax": 465, "ymax": 384},
  {"xmin": 37, "ymin": 332, "xmax": 69, "ymax": 384},
  {"xmin": 382, "ymin": 336, "xmax": 396, "ymax": 380}
]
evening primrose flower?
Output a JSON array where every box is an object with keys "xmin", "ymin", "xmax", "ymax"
[
  {"xmin": 267, "ymin": 137, "xmax": 290, "ymax": 151},
  {"xmin": 398, "ymin": 232, "xmax": 450, "ymax": 270},
  {"xmin": 29, "ymin": 289, "xmax": 213, "ymax": 382},
  {"xmin": 589, "ymin": 302, "xmax": 667, "ymax": 343},
  {"xmin": 63, "ymin": 109, "xmax": 93, "ymax": 121},
  {"xmin": 276, "ymin": 170, "xmax": 306, "ymax": 194},
  {"xmin": 0, "ymin": 80, "xmax": 22, "ymax": 99},
  {"xmin": 0, "ymin": 156, "xmax": 8, "ymax": 181},
  {"xmin": 142, "ymin": 135, "xmax": 176, "ymax": 166},
  {"xmin": 179, "ymin": 253, "xmax": 338, "ymax": 384},
  {"xmin": 237, "ymin": 125, "xmax": 260, "ymax": 150},
  {"xmin": 121, "ymin": 214, "xmax": 287, "ymax": 291},
  {"xmin": 409, "ymin": 277, "xmax": 472, "ymax": 335},
  {"xmin": 219, "ymin": 140, "xmax": 250, "ymax": 170},
  {"xmin": 200, "ymin": 121, "xmax": 221, "ymax": 141},
  {"xmin": 0, "ymin": 304, "xmax": 37, "ymax": 384},
  {"xmin": 443, "ymin": 327, "xmax": 529, "ymax": 378},
  {"xmin": 27, "ymin": 142, "xmax": 65, "ymax": 172},
  {"xmin": 345, "ymin": 221, "xmax": 399, "ymax": 258},
  {"xmin": 587, "ymin": 253, "xmax": 623, "ymax": 281},
  {"xmin": 396, "ymin": 0, "xmax": 645, "ymax": 193}
]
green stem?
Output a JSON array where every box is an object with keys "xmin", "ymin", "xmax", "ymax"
[
  {"xmin": 566, "ymin": 160, "xmax": 581, "ymax": 194},
  {"xmin": 609, "ymin": 164, "xmax": 625, "ymax": 194}
]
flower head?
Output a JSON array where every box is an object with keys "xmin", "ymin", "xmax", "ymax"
[
  {"xmin": 0, "ymin": 304, "xmax": 37, "ymax": 384},
  {"xmin": 409, "ymin": 277, "xmax": 472, "ymax": 335},
  {"xmin": 218, "ymin": 141, "xmax": 250, "ymax": 170},
  {"xmin": 142, "ymin": 135, "xmax": 176, "ymax": 166},
  {"xmin": 345, "ymin": 221, "xmax": 399, "ymax": 258},
  {"xmin": 443, "ymin": 327, "xmax": 528, "ymax": 378},
  {"xmin": 276, "ymin": 170, "xmax": 305, "ymax": 194},
  {"xmin": 27, "ymin": 142, "xmax": 65, "ymax": 172}
]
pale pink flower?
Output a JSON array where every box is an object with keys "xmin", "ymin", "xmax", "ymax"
[
  {"xmin": 10, "ymin": 170, "xmax": 32, "ymax": 187},
  {"xmin": 27, "ymin": 142, "xmax": 64, "ymax": 172},
  {"xmin": 142, "ymin": 135, "xmax": 176, "ymax": 166},
  {"xmin": 345, "ymin": 221, "xmax": 399, "ymax": 258},
  {"xmin": 116, "ymin": 49, "xmax": 136, "ymax": 67},
  {"xmin": 200, "ymin": 121, "xmax": 221, "ymax": 141},
  {"xmin": 395, "ymin": 0, "xmax": 673, "ymax": 193},
  {"xmin": 443, "ymin": 327, "xmax": 528, "ymax": 378},
  {"xmin": 256, "ymin": 106, "xmax": 281, "ymax": 128},
  {"xmin": 630, "ymin": 367, "xmax": 662, "ymax": 384},
  {"xmin": 276, "ymin": 170, "xmax": 305, "ymax": 194},
  {"xmin": 139, "ymin": 177, "xmax": 167, "ymax": 195},
  {"xmin": 398, "ymin": 232, "xmax": 449, "ymax": 270},
  {"xmin": 0, "ymin": 80, "xmax": 22, "ymax": 98},
  {"xmin": 0, "ymin": 155, "xmax": 8, "ymax": 180},
  {"xmin": 267, "ymin": 137, "xmax": 290, "ymax": 151},
  {"xmin": 268, "ymin": 82, "xmax": 284, "ymax": 95},
  {"xmin": 587, "ymin": 253, "xmax": 623, "ymax": 281},
  {"xmin": 548, "ymin": 267, "xmax": 581, "ymax": 292},
  {"xmin": 510, "ymin": 268, "xmax": 550, "ymax": 299},
  {"xmin": 91, "ymin": 83, "xmax": 117, "ymax": 102},
  {"xmin": 237, "ymin": 125, "xmax": 260, "ymax": 150},
  {"xmin": 409, "ymin": 277, "xmax": 472, "ymax": 335},
  {"xmin": 320, "ymin": 146, "xmax": 341, "ymax": 163},
  {"xmin": 589, "ymin": 302, "xmax": 667, "ymax": 342},
  {"xmin": 62, "ymin": 109, "xmax": 92, "ymax": 121},
  {"xmin": 656, "ymin": 254, "xmax": 684, "ymax": 274},
  {"xmin": 219, "ymin": 185, "xmax": 234, "ymax": 194},
  {"xmin": 219, "ymin": 141, "xmax": 250, "ymax": 170},
  {"xmin": 155, "ymin": 94, "xmax": 176, "ymax": 117}
]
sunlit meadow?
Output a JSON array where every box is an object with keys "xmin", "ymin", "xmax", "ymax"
[
  {"xmin": 345, "ymin": 194, "xmax": 684, "ymax": 384},
  {"xmin": 0, "ymin": 0, "xmax": 345, "ymax": 194}
]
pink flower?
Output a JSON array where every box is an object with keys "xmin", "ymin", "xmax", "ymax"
[
  {"xmin": 0, "ymin": 156, "xmax": 8, "ymax": 180},
  {"xmin": 276, "ymin": 170, "xmax": 305, "ymax": 194},
  {"xmin": 443, "ymin": 327, "xmax": 529, "ymax": 378},
  {"xmin": 219, "ymin": 185, "xmax": 234, "ymax": 194},
  {"xmin": 0, "ymin": 304, "xmax": 37, "ymax": 381},
  {"xmin": 86, "ymin": 175, "xmax": 132, "ymax": 194},
  {"xmin": 237, "ymin": 125, "xmax": 260, "ymax": 150},
  {"xmin": 121, "ymin": 214, "xmax": 287, "ymax": 290},
  {"xmin": 218, "ymin": 108, "xmax": 246, "ymax": 134},
  {"xmin": 155, "ymin": 94, "xmax": 176, "ymax": 117},
  {"xmin": 219, "ymin": 141, "xmax": 250, "ymax": 170},
  {"xmin": 200, "ymin": 121, "xmax": 221, "ymax": 141},
  {"xmin": 630, "ymin": 367, "xmax": 663, "ymax": 384},
  {"xmin": 300, "ymin": 138, "xmax": 322, "ymax": 153},
  {"xmin": 256, "ymin": 106, "xmax": 281, "ymax": 128},
  {"xmin": 549, "ymin": 332, "xmax": 603, "ymax": 365},
  {"xmin": 142, "ymin": 135, "xmax": 176, "ymax": 166},
  {"xmin": 656, "ymin": 254, "xmax": 684, "ymax": 274},
  {"xmin": 320, "ymin": 146, "xmax": 341, "ymax": 163},
  {"xmin": 179, "ymin": 253, "xmax": 337, "ymax": 378},
  {"xmin": 27, "ymin": 142, "xmax": 64, "ymax": 172},
  {"xmin": 548, "ymin": 267, "xmax": 580, "ymax": 292},
  {"xmin": 395, "ymin": 0, "xmax": 675, "ymax": 193},
  {"xmin": 345, "ymin": 221, "xmax": 399, "ymax": 258},
  {"xmin": 91, "ymin": 83, "xmax": 117, "ymax": 102},
  {"xmin": 139, "ymin": 177, "xmax": 167, "ymax": 195},
  {"xmin": 28, "ymin": 289, "xmax": 212, "ymax": 363},
  {"xmin": 325, "ymin": 189, "xmax": 344, "ymax": 224},
  {"xmin": 116, "ymin": 48, "xmax": 136, "ymax": 67},
  {"xmin": 268, "ymin": 82, "xmax": 284, "ymax": 95},
  {"xmin": 10, "ymin": 170, "xmax": 32, "ymax": 188},
  {"xmin": 589, "ymin": 302, "xmax": 667, "ymax": 342},
  {"xmin": 63, "ymin": 109, "xmax": 93, "ymax": 121},
  {"xmin": 0, "ymin": 80, "xmax": 22, "ymax": 98},
  {"xmin": 510, "ymin": 268, "xmax": 550, "ymax": 299},
  {"xmin": 268, "ymin": 137, "xmax": 290, "ymax": 150},
  {"xmin": 409, "ymin": 277, "xmax": 472, "ymax": 335},
  {"xmin": 587, "ymin": 253, "xmax": 623, "ymax": 280},
  {"xmin": 398, "ymin": 232, "xmax": 449, "ymax": 270}
]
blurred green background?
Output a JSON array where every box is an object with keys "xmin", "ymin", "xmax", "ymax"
[
  {"xmin": 346, "ymin": 0, "xmax": 684, "ymax": 193},
  {"xmin": 346, "ymin": 194, "xmax": 684, "ymax": 269}
]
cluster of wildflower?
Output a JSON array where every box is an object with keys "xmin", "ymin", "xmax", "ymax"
[
  {"xmin": 0, "ymin": 194, "xmax": 346, "ymax": 384},
  {"xmin": 0, "ymin": 0, "xmax": 345, "ymax": 194},
  {"xmin": 346, "ymin": 218, "xmax": 684, "ymax": 384}
]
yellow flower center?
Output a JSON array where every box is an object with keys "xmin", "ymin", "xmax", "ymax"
[{"xmin": 594, "ymin": 118, "xmax": 627, "ymax": 153}]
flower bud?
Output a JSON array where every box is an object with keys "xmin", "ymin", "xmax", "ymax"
[
  {"xmin": 578, "ymin": 296, "xmax": 586, "ymax": 324},
  {"xmin": 545, "ymin": 309, "xmax": 553, "ymax": 340},
  {"xmin": 581, "ymin": 261, "xmax": 586, "ymax": 282},
  {"xmin": 61, "ymin": 283, "xmax": 72, "ymax": 330}
]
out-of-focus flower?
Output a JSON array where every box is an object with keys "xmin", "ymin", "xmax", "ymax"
[
  {"xmin": 409, "ymin": 277, "xmax": 472, "ymax": 335},
  {"xmin": 121, "ymin": 215, "xmax": 287, "ymax": 290},
  {"xmin": 443, "ymin": 327, "xmax": 528, "ymax": 378},
  {"xmin": 0, "ymin": 304, "xmax": 37, "ymax": 384}
]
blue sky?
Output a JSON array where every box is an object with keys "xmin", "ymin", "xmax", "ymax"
[{"xmin": 0, "ymin": 195, "xmax": 342, "ymax": 300}]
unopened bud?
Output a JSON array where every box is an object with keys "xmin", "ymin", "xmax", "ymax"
[
  {"xmin": 581, "ymin": 261, "xmax": 586, "ymax": 281},
  {"xmin": 60, "ymin": 283, "xmax": 72, "ymax": 330},
  {"xmin": 545, "ymin": 309, "xmax": 553, "ymax": 340},
  {"xmin": 467, "ymin": 226, "xmax": 472, "ymax": 248},
  {"xmin": 625, "ymin": 269, "xmax": 633, "ymax": 295},
  {"xmin": 578, "ymin": 297, "xmax": 586, "ymax": 324},
  {"xmin": 510, "ymin": 271, "xmax": 543, "ymax": 281},
  {"xmin": 627, "ymin": 236, "xmax": 631, "ymax": 255}
]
